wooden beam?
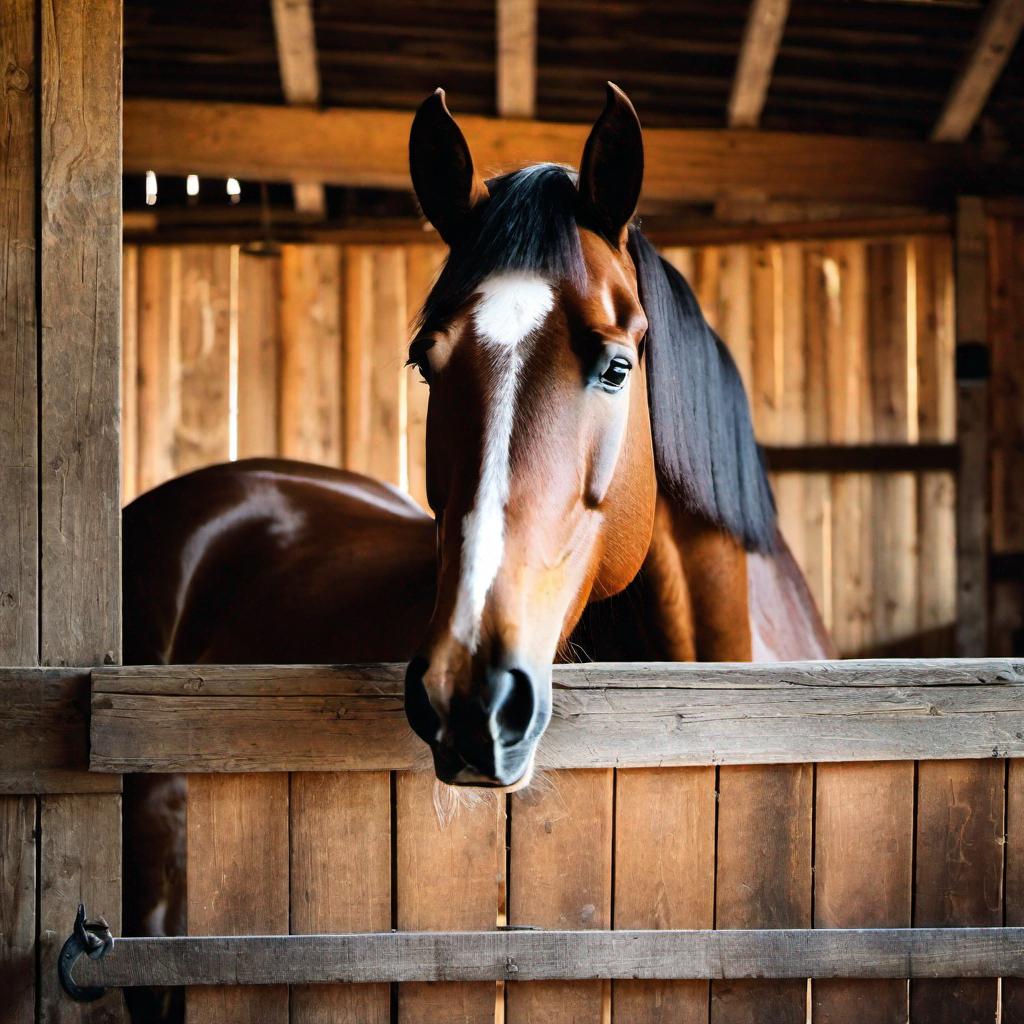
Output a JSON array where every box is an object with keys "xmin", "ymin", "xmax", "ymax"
[
  {"xmin": 932, "ymin": 0, "xmax": 1024, "ymax": 142},
  {"xmin": 497, "ymin": 0, "xmax": 537, "ymax": 118},
  {"xmin": 728, "ymin": 0, "xmax": 791, "ymax": 128},
  {"xmin": 764, "ymin": 442, "xmax": 958, "ymax": 473},
  {"xmin": 90, "ymin": 659, "xmax": 1024, "ymax": 773},
  {"xmin": 122, "ymin": 98, "xmax": 979, "ymax": 206},
  {"xmin": 270, "ymin": 0, "xmax": 326, "ymax": 215},
  {"xmin": 76, "ymin": 927, "xmax": 1024, "ymax": 988}
]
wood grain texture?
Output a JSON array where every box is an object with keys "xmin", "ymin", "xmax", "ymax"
[
  {"xmin": 121, "ymin": 246, "xmax": 140, "ymax": 504},
  {"xmin": 39, "ymin": 793, "xmax": 125, "ymax": 1023},
  {"xmin": 911, "ymin": 759, "xmax": 1004, "ymax": 1023},
  {"xmin": 612, "ymin": 767, "xmax": 715, "ymax": 1023},
  {"xmin": 497, "ymin": 0, "xmax": 537, "ymax": 118},
  {"xmin": 122, "ymin": 98, "xmax": 978, "ymax": 206},
  {"xmin": 290, "ymin": 772, "xmax": 391, "ymax": 1024},
  {"xmin": 728, "ymin": 0, "xmax": 790, "ymax": 127},
  {"xmin": 396, "ymin": 771, "xmax": 503, "ymax": 1024},
  {"xmin": 0, "ymin": 0, "xmax": 38, "ymax": 665},
  {"xmin": 712, "ymin": 764, "xmax": 812, "ymax": 1024},
  {"xmin": 39, "ymin": 0, "xmax": 122, "ymax": 666},
  {"xmin": 236, "ymin": 252, "xmax": 280, "ymax": 459},
  {"xmin": 186, "ymin": 774, "xmax": 289, "ymax": 1024},
  {"xmin": 508, "ymin": 769, "xmax": 613, "ymax": 1023},
  {"xmin": 0, "ymin": 796, "xmax": 36, "ymax": 1021},
  {"xmin": 812, "ymin": 762, "xmax": 914, "ymax": 1023},
  {"xmin": 1004, "ymin": 759, "xmax": 1024, "ymax": 1021}
]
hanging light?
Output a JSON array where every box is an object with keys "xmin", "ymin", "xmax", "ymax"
[
  {"xmin": 226, "ymin": 178, "xmax": 241, "ymax": 205},
  {"xmin": 186, "ymin": 174, "xmax": 200, "ymax": 197},
  {"xmin": 144, "ymin": 170, "xmax": 158, "ymax": 206}
]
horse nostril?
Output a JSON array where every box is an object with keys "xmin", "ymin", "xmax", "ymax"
[
  {"xmin": 404, "ymin": 656, "xmax": 442, "ymax": 744},
  {"xmin": 492, "ymin": 667, "xmax": 536, "ymax": 747}
]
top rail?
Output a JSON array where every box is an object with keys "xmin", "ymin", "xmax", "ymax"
[{"xmin": 89, "ymin": 658, "xmax": 1024, "ymax": 773}]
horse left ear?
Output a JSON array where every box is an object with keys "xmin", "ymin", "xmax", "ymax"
[{"xmin": 578, "ymin": 83, "xmax": 644, "ymax": 245}]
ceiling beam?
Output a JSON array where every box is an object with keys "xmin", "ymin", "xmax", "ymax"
[
  {"xmin": 123, "ymin": 98, "xmax": 980, "ymax": 207},
  {"xmin": 497, "ymin": 0, "xmax": 537, "ymax": 118},
  {"xmin": 728, "ymin": 0, "xmax": 791, "ymax": 128},
  {"xmin": 271, "ymin": 0, "xmax": 326, "ymax": 214},
  {"xmin": 931, "ymin": 0, "xmax": 1024, "ymax": 142}
]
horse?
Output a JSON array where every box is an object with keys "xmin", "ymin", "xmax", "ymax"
[{"xmin": 122, "ymin": 83, "xmax": 831, "ymax": 1018}]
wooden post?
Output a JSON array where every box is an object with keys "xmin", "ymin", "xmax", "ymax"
[
  {"xmin": 954, "ymin": 197, "xmax": 989, "ymax": 656},
  {"xmin": 0, "ymin": 0, "xmax": 123, "ymax": 1019}
]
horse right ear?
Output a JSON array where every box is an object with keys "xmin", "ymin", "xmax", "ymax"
[{"xmin": 409, "ymin": 89, "xmax": 488, "ymax": 246}]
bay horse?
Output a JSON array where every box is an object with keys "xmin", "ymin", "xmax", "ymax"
[{"xmin": 122, "ymin": 84, "xmax": 830, "ymax": 1016}]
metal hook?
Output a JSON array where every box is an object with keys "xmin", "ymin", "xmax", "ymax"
[{"xmin": 57, "ymin": 904, "xmax": 114, "ymax": 1002}]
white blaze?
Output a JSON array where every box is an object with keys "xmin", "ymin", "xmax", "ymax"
[{"xmin": 450, "ymin": 272, "xmax": 554, "ymax": 649}]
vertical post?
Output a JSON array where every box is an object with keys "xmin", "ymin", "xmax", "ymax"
[{"xmin": 954, "ymin": 196, "xmax": 989, "ymax": 656}]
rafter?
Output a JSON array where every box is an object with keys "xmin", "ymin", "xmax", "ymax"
[
  {"xmin": 728, "ymin": 0, "xmax": 791, "ymax": 128},
  {"xmin": 932, "ymin": 0, "xmax": 1024, "ymax": 142},
  {"xmin": 497, "ymin": 0, "xmax": 537, "ymax": 118},
  {"xmin": 271, "ymin": 0, "xmax": 326, "ymax": 214}
]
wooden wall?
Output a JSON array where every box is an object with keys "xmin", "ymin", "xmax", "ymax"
[{"xmin": 121, "ymin": 235, "xmax": 956, "ymax": 658}]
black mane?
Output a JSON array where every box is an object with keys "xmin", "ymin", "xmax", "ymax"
[{"xmin": 414, "ymin": 163, "xmax": 777, "ymax": 554}]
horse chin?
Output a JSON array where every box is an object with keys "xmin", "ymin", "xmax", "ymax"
[{"xmin": 438, "ymin": 748, "xmax": 537, "ymax": 792}]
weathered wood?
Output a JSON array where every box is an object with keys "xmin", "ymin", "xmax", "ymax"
[
  {"xmin": 0, "ymin": 0, "xmax": 38, "ymax": 666},
  {"xmin": 508, "ymin": 769, "xmax": 613, "ymax": 1022},
  {"xmin": 236, "ymin": 252, "xmax": 280, "ymax": 459},
  {"xmin": 39, "ymin": 793, "xmax": 124, "ymax": 1023},
  {"xmin": 90, "ymin": 660, "xmax": 1024, "ymax": 773},
  {"xmin": 955, "ymin": 197, "xmax": 989, "ymax": 656},
  {"xmin": 290, "ymin": 772, "xmax": 391, "ymax": 1024},
  {"xmin": 727, "ymin": 0, "xmax": 790, "ymax": 128},
  {"xmin": 122, "ymin": 99, "xmax": 979, "ymax": 206},
  {"xmin": 931, "ymin": 0, "xmax": 1024, "ymax": 142},
  {"xmin": 911, "ymin": 760, "xmax": 1004, "ymax": 1022},
  {"xmin": 39, "ymin": 0, "xmax": 122, "ymax": 667},
  {"xmin": 121, "ymin": 246, "xmax": 140, "ymax": 504},
  {"xmin": 0, "ymin": 669, "xmax": 120, "ymax": 794},
  {"xmin": 186, "ymin": 774, "xmax": 289, "ymax": 1024},
  {"xmin": 77, "ymin": 927, "xmax": 1024, "ymax": 988},
  {"xmin": 1004, "ymin": 760, "xmax": 1024, "ymax": 1021},
  {"xmin": 396, "ymin": 771, "xmax": 502, "ymax": 1023},
  {"xmin": 497, "ymin": 0, "xmax": 537, "ymax": 118},
  {"xmin": 612, "ymin": 767, "xmax": 715, "ymax": 1023},
  {"xmin": 812, "ymin": 762, "xmax": 914, "ymax": 1023},
  {"xmin": 711, "ymin": 764, "xmax": 812, "ymax": 1023},
  {"xmin": 0, "ymin": 796, "xmax": 36, "ymax": 1021}
]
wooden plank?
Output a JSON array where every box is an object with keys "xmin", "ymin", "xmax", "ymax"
[
  {"xmin": 122, "ymin": 98, "xmax": 979, "ymax": 207},
  {"xmin": 497, "ymin": 0, "xmax": 537, "ymax": 118},
  {"xmin": 955, "ymin": 197, "xmax": 989, "ymax": 656},
  {"xmin": 932, "ymin": 0, "xmax": 1024, "ymax": 141},
  {"xmin": 612, "ymin": 767, "xmax": 715, "ymax": 1023},
  {"xmin": 39, "ymin": 793, "xmax": 124, "ymax": 1023},
  {"xmin": 718, "ymin": 245, "xmax": 753, "ymax": 392},
  {"xmin": 0, "ymin": 796, "xmax": 36, "ymax": 1021},
  {"xmin": 812, "ymin": 762, "xmax": 914, "ymax": 1023},
  {"xmin": 0, "ymin": 668, "xmax": 120, "ymax": 794},
  {"xmin": 271, "ymin": 0, "xmax": 326, "ymax": 214},
  {"xmin": 711, "ymin": 764, "xmax": 812, "ymax": 1023},
  {"xmin": 236, "ymin": 251, "xmax": 280, "ymax": 459},
  {"xmin": 508, "ymin": 769, "xmax": 613, "ymax": 1023},
  {"xmin": 290, "ymin": 772, "xmax": 391, "ymax": 1024},
  {"xmin": 279, "ymin": 244, "xmax": 343, "ymax": 464},
  {"xmin": 911, "ymin": 760, "xmax": 1005, "ymax": 1022},
  {"xmin": 396, "ymin": 771, "xmax": 503, "ymax": 1023},
  {"xmin": 39, "ymin": 0, "xmax": 122, "ymax": 667},
  {"xmin": 186, "ymin": 773, "xmax": 289, "ymax": 1024},
  {"xmin": 1004, "ymin": 759, "xmax": 1024, "ymax": 1021},
  {"xmin": 174, "ymin": 246, "xmax": 232, "ymax": 475},
  {"xmin": 749, "ymin": 243, "xmax": 782, "ymax": 442},
  {"xmin": 0, "ymin": 0, "xmax": 38, "ymax": 665},
  {"xmin": 727, "ymin": 0, "xmax": 790, "ymax": 128},
  {"xmin": 121, "ymin": 245, "xmax": 140, "ymax": 504}
]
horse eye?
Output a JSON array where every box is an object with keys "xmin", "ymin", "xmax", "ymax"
[
  {"xmin": 416, "ymin": 360, "xmax": 432, "ymax": 385},
  {"xmin": 598, "ymin": 356, "xmax": 631, "ymax": 392}
]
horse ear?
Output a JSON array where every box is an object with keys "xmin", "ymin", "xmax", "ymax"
[
  {"xmin": 409, "ymin": 89, "xmax": 488, "ymax": 246},
  {"xmin": 577, "ymin": 83, "xmax": 644, "ymax": 244}
]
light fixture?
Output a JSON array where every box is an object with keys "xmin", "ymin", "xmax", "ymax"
[
  {"xmin": 144, "ymin": 170, "xmax": 157, "ymax": 206},
  {"xmin": 226, "ymin": 178, "xmax": 241, "ymax": 204}
]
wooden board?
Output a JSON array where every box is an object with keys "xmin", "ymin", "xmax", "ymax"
[
  {"xmin": 39, "ymin": 793, "xmax": 124, "ymax": 1023},
  {"xmin": 1004, "ymin": 759, "xmax": 1024, "ymax": 1022},
  {"xmin": 290, "ymin": 772, "xmax": 391, "ymax": 1024},
  {"xmin": 395, "ymin": 771, "xmax": 503, "ymax": 1023},
  {"xmin": 121, "ymin": 246, "xmax": 140, "ymax": 504},
  {"xmin": 612, "ymin": 767, "xmax": 715, "ymax": 1023},
  {"xmin": 0, "ymin": 796, "xmax": 36, "ymax": 1021},
  {"xmin": 911, "ymin": 759, "xmax": 1004, "ymax": 1023},
  {"xmin": 711, "ymin": 764, "xmax": 812, "ymax": 1023},
  {"xmin": 236, "ymin": 251, "xmax": 281, "ymax": 459},
  {"xmin": 39, "ymin": 0, "xmax": 122, "ymax": 667},
  {"xmin": 186, "ymin": 774, "xmax": 289, "ymax": 1024},
  {"xmin": 507, "ymin": 768, "xmax": 613, "ymax": 1023},
  {"xmin": 90, "ymin": 660, "xmax": 1024, "ymax": 773},
  {"xmin": 0, "ymin": 0, "xmax": 38, "ymax": 666},
  {"xmin": 812, "ymin": 762, "xmax": 914, "ymax": 1023}
]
